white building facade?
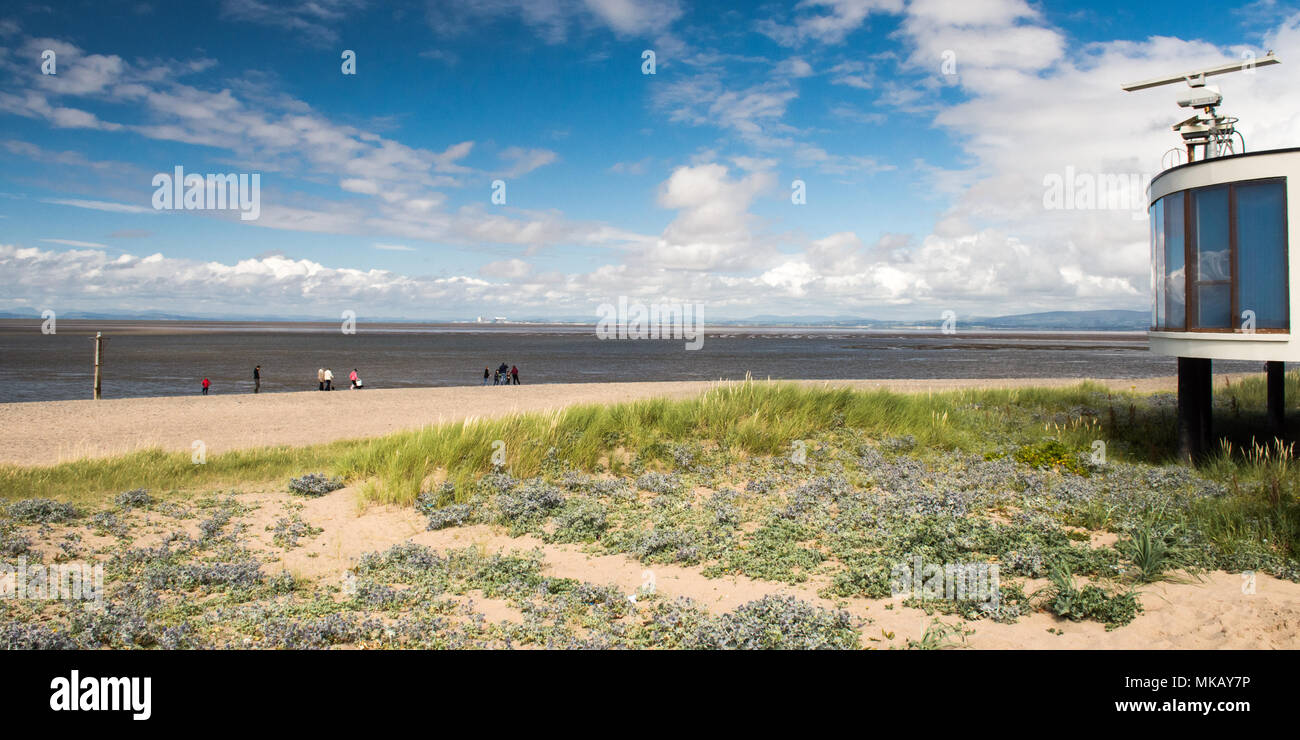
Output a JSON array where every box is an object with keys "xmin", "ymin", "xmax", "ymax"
[{"xmin": 1146, "ymin": 147, "xmax": 1296, "ymax": 458}]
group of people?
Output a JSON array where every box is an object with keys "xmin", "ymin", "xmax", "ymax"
[
  {"xmin": 200, "ymin": 365, "xmax": 365, "ymax": 395},
  {"xmin": 484, "ymin": 363, "xmax": 520, "ymax": 385},
  {"xmin": 205, "ymin": 362, "xmax": 535, "ymax": 394},
  {"xmin": 318, "ymin": 367, "xmax": 363, "ymax": 390}
]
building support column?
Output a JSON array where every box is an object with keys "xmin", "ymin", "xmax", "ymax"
[
  {"xmin": 1177, "ymin": 357, "xmax": 1213, "ymax": 463},
  {"xmin": 1266, "ymin": 361, "xmax": 1286, "ymax": 439}
]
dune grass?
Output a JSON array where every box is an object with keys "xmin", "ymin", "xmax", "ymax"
[
  {"xmin": 335, "ymin": 380, "xmax": 1127, "ymax": 505},
  {"xmin": 2, "ymin": 376, "xmax": 1296, "ymax": 513},
  {"xmin": 0, "ymin": 442, "xmax": 344, "ymax": 506}
]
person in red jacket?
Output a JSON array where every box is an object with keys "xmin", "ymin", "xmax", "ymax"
[
  {"xmin": 201, "ymin": 377, "xmax": 210, "ymax": 395},
  {"xmin": 510, "ymin": 365, "xmax": 520, "ymax": 385}
]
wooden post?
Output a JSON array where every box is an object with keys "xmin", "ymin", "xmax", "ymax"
[
  {"xmin": 1198, "ymin": 357, "xmax": 1213, "ymax": 454},
  {"xmin": 1266, "ymin": 360, "xmax": 1285, "ymax": 438},
  {"xmin": 1177, "ymin": 357, "xmax": 1213, "ymax": 463},
  {"xmin": 92, "ymin": 332, "xmax": 103, "ymax": 400}
]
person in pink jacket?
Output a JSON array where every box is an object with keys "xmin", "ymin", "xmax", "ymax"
[{"xmin": 349, "ymin": 368, "xmax": 361, "ymax": 389}]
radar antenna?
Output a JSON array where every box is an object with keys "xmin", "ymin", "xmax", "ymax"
[{"xmin": 1122, "ymin": 52, "xmax": 1280, "ymax": 162}]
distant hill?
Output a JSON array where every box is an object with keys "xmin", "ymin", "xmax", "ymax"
[
  {"xmin": 893, "ymin": 310, "xmax": 1148, "ymax": 331},
  {"xmin": 718, "ymin": 310, "xmax": 1149, "ymax": 331},
  {"xmin": 971, "ymin": 310, "xmax": 1149, "ymax": 330},
  {"xmin": 0, "ymin": 309, "xmax": 202, "ymax": 320}
]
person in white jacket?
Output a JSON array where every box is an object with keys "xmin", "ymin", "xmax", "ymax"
[{"xmin": 323, "ymin": 368, "xmax": 334, "ymax": 391}]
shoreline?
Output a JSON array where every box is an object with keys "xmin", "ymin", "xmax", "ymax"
[{"xmin": 0, "ymin": 375, "xmax": 1251, "ymax": 467}]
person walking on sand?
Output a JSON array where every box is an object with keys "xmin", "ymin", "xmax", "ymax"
[
  {"xmin": 511, "ymin": 365, "xmax": 520, "ymax": 385},
  {"xmin": 201, "ymin": 377, "xmax": 210, "ymax": 395},
  {"xmin": 324, "ymin": 368, "xmax": 334, "ymax": 391},
  {"xmin": 317, "ymin": 368, "xmax": 325, "ymax": 391},
  {"xmin": 483, "ymin": 367, "xmax": 490, "ymax": 385},
  {"xmin": 349, "ymin": 368, "xmax": 359, "ymax": 389},
  {"xmin": 253, "ymin": 365, "xmax": 261, "ymax": 393}
]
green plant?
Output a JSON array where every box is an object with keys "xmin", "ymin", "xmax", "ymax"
[
  {"xmin": 905, "ymin": 618, "xmax": 972, "ymax": 649},
  {"xmin": 1045, "ymin": 567, "xmax": 1141, "ymax": 630},
  {"xmin": 1122, "ymin": 525, "xmax": 1175, "ymax": 582},
  {"xmin": 1012, "ymin": 439, "xmax": 1088, "ymax": 476}
]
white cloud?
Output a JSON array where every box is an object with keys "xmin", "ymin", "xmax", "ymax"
[
  {"xmin": 646, "ymin": 163, "xmax": 778, "ymax": 272},
  {"xmin": 5, "ymin": 140, "xmax": 130, "ymax": 171},
  {"xmin": 899, "ymin": 0, "xmax": 1064, "ymax": 74},
  {"xmin": 40, "ymin": 238, "xmax": 109, "ymax": 248},
  {"xmin": 0, "ymin": 244, "xmax": 491, "ymax": 315},
  {"xmin": 655, "ymin": 75, "xmax": 799, "ymax": 147},
  {"xmin": 480, "ymin": 258, "xmax": 533, "ymax": 279},
  {"xmin": 219, "ymin": 0, "xmax": 355, "ymax": 44},
  {"xmin": 498, "ymin": 147, "xmax": 560, "ymax": 177},
  {"xmin": 42, "ymin": 198, "xmax": 156, "ymax": 214},
  {"xmin": 582, "ymin": 0, "xmax": 683, "ymax": 36},
  {"xmin": 776, "ymin": 57, "xmax": 815, "ymax": 78},
  {"xmin": 609, "ymin": 157, "xmax": 652, "ymax": 174},
  {"xmin": 829, "ymin": 61, "xmax": 873, "ymax": 89},
  {"xmin": 758, "ymin": 0, "xmax": 903, "ymax": 46},
  {"xmin": 340, "ymin": 179, "xmax": 381, "ymax": 195},
  {"xmin": 427, "ymin": 0, "xmax": 681, "ymax": 43}
]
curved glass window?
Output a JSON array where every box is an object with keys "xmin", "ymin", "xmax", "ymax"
[
  {"xmin": 1166, "ymin": 192, "xmax": 1185, "ymax": 329},
  {"xmin": 1236, "ymin": 181, "xmax": 1289, "ymax": 329},
  {"xmin": 1150, "ymin": 178, "xmax": 1288, "ymax": 332}
]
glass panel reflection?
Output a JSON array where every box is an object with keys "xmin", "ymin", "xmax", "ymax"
[
  {"xmin": 1165, "ymin": 192, "xmax": 1185, "ymax": 329},
  {"xmin": 1235, "ymin": 181, "xmax": 1289, "ymax": 329}
]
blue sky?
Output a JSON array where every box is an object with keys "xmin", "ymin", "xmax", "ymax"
[{"xmin": 2, "ymin": 0, "xmax": 1299, "ymax": 320}]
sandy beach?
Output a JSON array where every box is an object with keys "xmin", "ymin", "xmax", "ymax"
[{"xmin": 0, "ymin": 375, "xmax": 1234, "ymax": 467}]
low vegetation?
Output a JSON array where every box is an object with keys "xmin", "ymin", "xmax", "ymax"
[{"xmin": 1, "ymin": 376, "xmax": 1297, "ymax": 648}]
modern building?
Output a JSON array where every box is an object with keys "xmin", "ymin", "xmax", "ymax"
[
  {"xmin": 1128, "ymin": 54, "xmax": 1291, "ymax": 460},
  {"xmin": 1147, "ymin": 147, "xmax": 1294, "ymax": 458},
  {"xmin": 1125, "ymin": 54, "xmax": 1291, "ymax": 460}
]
